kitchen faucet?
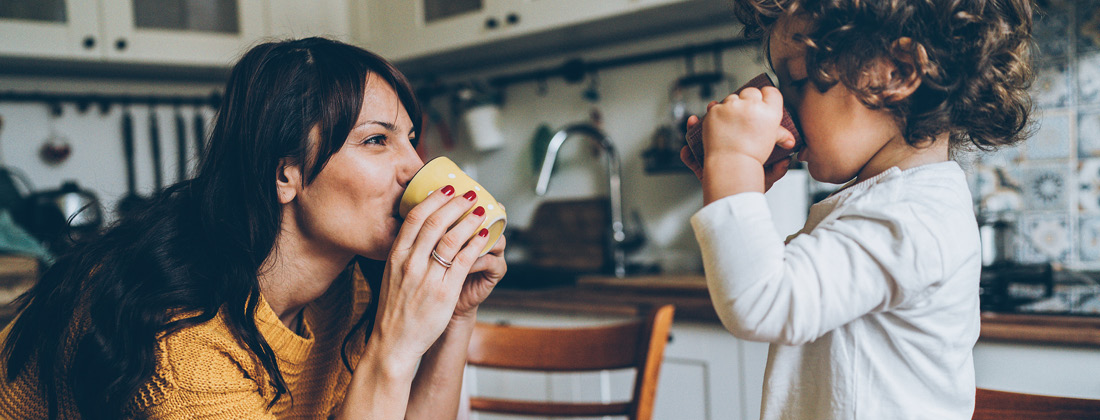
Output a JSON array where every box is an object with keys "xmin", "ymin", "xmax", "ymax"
[{"xmin": 535, "ymin": 123, "xmax": 630, "ymax": 278}]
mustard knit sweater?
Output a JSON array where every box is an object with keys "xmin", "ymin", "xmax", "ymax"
[{"xmin": 0, "ymin": 272, "xmax": 373, "ymax": 419}]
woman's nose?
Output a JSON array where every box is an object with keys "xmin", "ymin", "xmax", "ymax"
[{"xmin": 398, "ymin": 146, "xmax": 424, "ymax": 187}]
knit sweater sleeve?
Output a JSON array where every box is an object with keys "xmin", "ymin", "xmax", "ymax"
[{"xmin": 130, "ymin": 319, "xmax": 278, "ymax": 420}]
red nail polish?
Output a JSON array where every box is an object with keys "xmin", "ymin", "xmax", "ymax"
[
  {"xmin": 463, "ymin": 190, "xmax": 477, "ymax": 201},
  {"xmin": 479, "ymin": 228, "xmax": 489, "ymax": 237},
  {"xmin": 441, "ymin": 185, "xmax": 454, "ymax": 196},
  {"xmin": 473, "ymin": 206, "xmax": 485, "ymax": 216}
]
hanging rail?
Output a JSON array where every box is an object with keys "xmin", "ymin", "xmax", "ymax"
[
  {"xmin": 0, "ymin": 91, "xmax": 221, "ymax": 112},
  {"xmin": 415, "ymin": 36, "xmax": 757, "ymax": 100},
  {"xmin": 488, "ymin": 37, "xmax": 757, "ymax": 88}
]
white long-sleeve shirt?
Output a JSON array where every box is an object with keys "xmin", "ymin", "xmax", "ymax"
[{"xmin": 691, "ymin": 162, "xmax": 981, "ymax": 420}]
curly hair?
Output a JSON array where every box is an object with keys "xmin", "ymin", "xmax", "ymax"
[{"xmin": 733, "ymin": 0, "xmax": 1035, "ymax": 151}]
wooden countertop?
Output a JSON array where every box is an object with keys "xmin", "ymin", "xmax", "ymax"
[{"xmin": 483, "ymin": 274, "xmax": 1100, "ymax": 348}]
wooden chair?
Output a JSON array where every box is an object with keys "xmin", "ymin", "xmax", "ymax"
[
  {"xmin": 466, "ymin": 304, "xmax": 675, "ymax": 420},
  {"xmin": 974, "ymin": 388, "xmax": 1100, "ymax": 420}
]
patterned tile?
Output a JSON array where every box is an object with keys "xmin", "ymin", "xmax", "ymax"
[
  {"xmin": 1078, "ymin": 215, "xmax": 1100, "ymax": 261},
  {"xmin": 1018, "ymin": 162, "xmax": 1072, "ymax": 212},
  {"xmin": 1078, "ymin": 0, "xmax": 1100, "ymax": 52},
  {"xmin": 1024, "ymin": 111, "xmax": 1072, "ymax": 160},
  {"xmin": 1033, "ymin": 58, "xmax": 1072, "ymax": 109},
  {"xmin": 1035, "ymin": 0, "xmax": 1072, "ymax": 58},
  {"xmin": 1016, "ymin": 212, "xmax": 1074, "ymax": 264},
  {"xmin": 1078, "ymin": 158, "xmax": 1100, "ymax": 212},
  {"xmin": 973, "ymin": 164, "xmax": 1025, "ymax": 214},
  {"xmin": 1078, "ymin": 51, "xmax": 1100, "ymax": 105},
  {"xmin": 976, "ymin": 143, "xmax": 1024, "ymax": 168},
  {"xmin": 1079, "ymin": 110, "xmax": 1100, "ymax": 156}
]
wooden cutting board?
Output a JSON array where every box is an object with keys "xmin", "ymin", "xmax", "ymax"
[{"xmin": 524, "ymin": 198, "xmax": 609, "ymax": 271}]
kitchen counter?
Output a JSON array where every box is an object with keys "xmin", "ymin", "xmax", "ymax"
[{"xmin": 483, "ymin": 274, "xmax": 1100, "ymax": 348}]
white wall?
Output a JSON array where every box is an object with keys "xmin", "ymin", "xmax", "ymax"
[
  {"xmin": 0, "ymin": 76, "xmax": 221, "ymax": 221},
  {"xmin": 423, "ymin": 25, "xmax": 809, "ymax": 273}
]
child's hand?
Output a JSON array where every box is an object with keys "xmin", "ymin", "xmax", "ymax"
[
  {"xmin": 683, "ymin": 113, "xmax": 794, "ymax": 192},
  {"xmin": 701, "ymin": 86, "xmax": 791, "ymax": 166}
]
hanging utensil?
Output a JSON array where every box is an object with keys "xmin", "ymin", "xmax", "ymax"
[
  {"xmin": 148, "ymin": 106, "xmax": 163, "ymax": 191},
  {"xmin": 39, "ymin": 103, "xmax": 72, "ymax": 165},
  {"xmin": 193, "ymin": 106, "xmax": 206, "ymax": 162},
  {"xmin": 116, "ymin": 105, "xmax": 144, "ymax": 217},
  {"xmin": 175, "ymin": 106, "xmax": 188, "ymax": 182}
]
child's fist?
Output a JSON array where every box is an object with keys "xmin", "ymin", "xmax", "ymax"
[{"xmin": 701, "ymin": 86, "xmax": 790, "ymax": 166}]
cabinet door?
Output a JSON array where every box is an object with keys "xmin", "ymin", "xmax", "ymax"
[
  {"xmin": 0, "ymin": 0, "xmax": 101, "ymax": 59},
  {"xmin": 99, "ymin": 0, "xmax": 265, "ymax": 66},
  {"xmin": 265, "ymin": 0, "xmax": 351, "ymax": 42},
  {"xmin": 363, "ymin": 0, "xmax": 632, "ymax": 62}
]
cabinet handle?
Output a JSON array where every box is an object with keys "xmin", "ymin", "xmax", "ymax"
[
  {"xmin": 506, "ymin": 13, "xmax": 519, "ymax": 25},
  {"xmin": 115, "ymin": 38, "xmax": 128, "ymax": 51},
  {"xmin": 485, "ymin": 17, "xmax": 499, "ymax": 29},
  {"xmin": 667, "ymin": 333, "xmax": 675, "ymax": 344},
  {"xmin": 82, "ymin": 36, "xmax": 96, "ymax": 50}
]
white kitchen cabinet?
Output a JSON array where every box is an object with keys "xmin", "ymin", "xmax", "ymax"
[
  {"xmin": 358, "ymin": 0, "xmax": 705, "ymax": 62},
  {"xmin": 974, "ymin": 341, "xmax": 1100, "ymax": 399},
  {"xmin": 265, "ymin": 0, "xmax": 350, "ymax": 42},
  {"xmin": 0, "ymin": 0, "xmax": 101, "ymax": 60},
  {"xmin": 0, "ymin": 0, "xmax": 265, "ymax": 66}
]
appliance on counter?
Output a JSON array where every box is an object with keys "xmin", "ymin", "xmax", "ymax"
[
  {"xmin": 16, "ymin": 180, "xmax": 103, "ymax": 254},
  {"xmin": 979, "ymin": 262, "xmax": 1054, "ymax": 312}
]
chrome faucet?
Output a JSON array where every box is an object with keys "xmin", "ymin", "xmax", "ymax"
[{"xmin": 535, "ymin": 123, "xmax": 628, "ymax": 278}]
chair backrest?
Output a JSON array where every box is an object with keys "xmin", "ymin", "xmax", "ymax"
[
  {"xmin": 973, "ymin": 388, "xmax": 1100, "ymax": 420},
  {"xmin": 466, "ymin": 304, "xmax": 675, "ymax": 420}
]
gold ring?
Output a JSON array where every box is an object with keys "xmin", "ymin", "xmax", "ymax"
[{"xmin": 430, "ymin": 250, "xmax": 453, "ymax": 268}]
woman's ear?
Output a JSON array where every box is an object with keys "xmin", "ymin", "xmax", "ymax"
[
  {"xmin": 276, "ymin": 158, "xmax": 302, "ymax": 204},
  {"xmin": 877, "ymin": 37, "xmax": 926, "ymax": 102}
]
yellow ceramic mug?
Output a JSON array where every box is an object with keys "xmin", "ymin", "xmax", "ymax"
[{"xmin": 399, "ymin": 157, "xmax": 507, "ymax": 256}]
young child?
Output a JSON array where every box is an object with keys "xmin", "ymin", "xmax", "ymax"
[{"xmin": 681, "ymin": 1, "xmax": 1033, "ymax": 419}]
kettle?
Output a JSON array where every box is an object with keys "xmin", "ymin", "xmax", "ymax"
[{"xmin": 17, "ymin": 180, "xmax": 103, "ymax": 252}]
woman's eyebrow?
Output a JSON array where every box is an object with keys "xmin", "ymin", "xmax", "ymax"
[{"xmin": 354, "ymin": 120, "xmax": 397, "ymax": 131}]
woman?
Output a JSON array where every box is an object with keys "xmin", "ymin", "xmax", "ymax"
[{"xmin": 0, "ymin": 37, "xmax": 506, "ymax": 419}]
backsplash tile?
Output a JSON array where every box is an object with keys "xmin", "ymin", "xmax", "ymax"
[
  {"xmin": 1077, "ymin": 158, "xmax": 1100, "ymax": 212},
  {"xmin": 1036, "ymin": 0, "xmax": 1071, "ymax": 58},
  {"xmin": 1078, "ymin": 215, "xmax": 1100, "ymax": 261},
  {"xmin": 1026, "ymin": 111, "xmax": 1072, "ymax": 160},
  {"xmin": 1077, "ymin": 52, "xmax": 1100, "ymax": 105},
  {"xmin": 1033, "ymin": 58, "xmax": 1072, "ymax": 109},
  {"xmin": 1077, "ymin": 0, "xmax": 1100, "ymax": 53},
  {"xmin": 1019, "ymin": 162, "xmax": 1071, "ymax": 212},
  {"xmin": 1077, "ymin": 109, "xmax": 1100, "ymax": 156},
  {"xmin": 970, "ymin": 2, "xmax": 1100, "ymax": 268},
  {"xmin": 1016, "ymin": 212, "xmax": 1073, "ymax": 264}
]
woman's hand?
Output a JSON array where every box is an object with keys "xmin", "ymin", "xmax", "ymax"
[
  {"xmin": 452, "ymin": 236, "xmax": 507, "ymax": 322},
  {"xmin": 370, "ymin": 185, "xmax": 492, "ymax": 365}
]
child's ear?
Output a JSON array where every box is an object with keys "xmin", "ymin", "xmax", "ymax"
[
  {"xmin": 276, "ymin": 158, "xmax": 303, "ymax": 204},
  {"xmin": 876, "ymin": 37, "xmax": 926, "ymax": 103}
]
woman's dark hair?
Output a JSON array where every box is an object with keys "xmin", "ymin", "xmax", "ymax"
[
  {"xmin": 733, "ymin": 0, "xmax": 1035, "ymax": 150},
  {"xmin": 2, "ymin": 37, "xmax": 421, "ymax": 419}
]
